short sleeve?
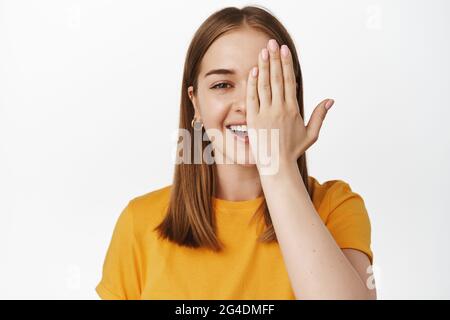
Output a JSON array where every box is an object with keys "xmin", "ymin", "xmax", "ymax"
[
  {"xmin": 325, "ymin": 181, "xmax": 374, "ymax": 265},
  {"xmin": 96, "ymin": 202, "xmax": 142, "ymax": 299}
]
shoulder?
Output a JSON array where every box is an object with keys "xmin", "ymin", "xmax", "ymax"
[
  {"xmin": 124, "ymin": 184, "xmax": 173, "ymax": 236},
  {"xmin": 129, "ymin": 184, "xmax": 173, "ymax": 210},
  {"xmin": 308, "ymin": 176, "xmax": 373, "ymax": 264},
  {"xmin": 308, "ymin": 176, "xmax": 367, "ymax": 221}
]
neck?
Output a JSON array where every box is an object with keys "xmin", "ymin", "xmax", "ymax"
[{"xmin": 214, "ymin": 163, "xmax": 263, "ymax": 201}]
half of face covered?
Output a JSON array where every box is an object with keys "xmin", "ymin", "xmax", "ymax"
[{"xmin": 188, "ymin": 27, "xmax": 271, "ymax": 166}]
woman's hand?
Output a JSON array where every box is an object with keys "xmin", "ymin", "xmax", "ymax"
[{"xmin": 246, "ymin": 39, "xmax": 334, "ymax": 175}]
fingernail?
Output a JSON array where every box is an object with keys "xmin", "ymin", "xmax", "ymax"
[
  {"xmin": 325, "ymin": 99, "xmax": 334, "ymax": 110},
  {"xmin": 268, "ymin": 39, "xmax": 278, "ymax": 52},
  {"xmin": 280, "ymin": 45, "xmax": 289, "ymax": 57},
  {"xmin": 251, "ymin": 66, "xmax": 258, "ymax": 77},
  {"xmin": 261, "ymin": 48, "xmax": 269, "ymax": 61}
]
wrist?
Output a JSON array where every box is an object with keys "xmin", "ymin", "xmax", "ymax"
[{"xmin": 258, "ymin": 159, "xmax": 300, "ymax": 181}]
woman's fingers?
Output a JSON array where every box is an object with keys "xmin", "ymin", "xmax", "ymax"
[
  {"xmin": 306, "ymin": 99, "xmax": 334, "ymax": 143},
  {"xmin": 246, "ymin": 66, "xmax": 260, "ymax": 120},
  {"xmin": 280, "ymin": 45, "xmax": 297, "ymax": 109},
  {"xmin": 267, "ymin": 39, "xmax": 284, "ymax": 106},
  {"xmin": 257, "ymin": 48, "xmax": 271, "ymax": 109}
]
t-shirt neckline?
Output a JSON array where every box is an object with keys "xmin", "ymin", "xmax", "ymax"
[{"xmin": 212, "ymin": 195, "xmax": 265, "ymax": 213}]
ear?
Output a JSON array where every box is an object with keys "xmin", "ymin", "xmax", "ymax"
[{"xmin": 188, "ymin": 85, "xmax": 201, "ymax": 118}]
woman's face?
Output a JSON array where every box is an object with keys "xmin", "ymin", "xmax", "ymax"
[{"xmin": 188, "ymin": 27, "xmax": 271, "ymax": 166}]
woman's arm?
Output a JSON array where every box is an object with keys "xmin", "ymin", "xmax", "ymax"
[
  {"xmin": 245, "ymin": 39, "xmax": 375, "ymax": 299},
  {"xmin": 259, "ymin": 162, "xmax": 375, "ymax": 299}
]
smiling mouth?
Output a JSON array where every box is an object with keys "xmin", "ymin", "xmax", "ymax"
[{"xmin": 225, "ymin": 124, "xmax": 249, "ymax": 142}]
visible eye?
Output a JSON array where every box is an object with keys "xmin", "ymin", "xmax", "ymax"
[{"xmin": 211, "ymin": 82, "xmax": 232, "ymax": 90}]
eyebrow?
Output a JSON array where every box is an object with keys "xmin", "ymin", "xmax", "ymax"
[{"xmin": 203, "ymin": 68, "xmax": 236, "ymax": 78}]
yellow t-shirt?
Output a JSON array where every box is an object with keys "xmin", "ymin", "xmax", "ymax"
[{"xmin": 95, "ymin": 176, "xmax": 373, "ymax": 300}]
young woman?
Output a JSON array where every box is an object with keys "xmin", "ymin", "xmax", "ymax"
[{"xmin": 96, "ymin": 6, "xmax": 376, "ymax": 300}]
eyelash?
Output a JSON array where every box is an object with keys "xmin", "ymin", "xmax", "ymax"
[{"xmin": 211, "ymin": 82, "xmax": 232, "ymax": 90}]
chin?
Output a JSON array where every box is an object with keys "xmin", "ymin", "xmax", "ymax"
[
  {"xmin": 232, "ymin": 152, "xmax": 257, "ymax": 166},
  {"xmin": 238, "ymin": 162, "xmax": 257, "ymax": 168}
]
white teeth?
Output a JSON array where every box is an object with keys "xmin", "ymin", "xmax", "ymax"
[{"xmin": 229, "ymin": 125, "xmax": 247, "ymax": 132}]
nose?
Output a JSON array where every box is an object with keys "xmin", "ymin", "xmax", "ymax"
[{"xmin": 230, "ymin": 82, "xmax": 248, "ymax": 115}]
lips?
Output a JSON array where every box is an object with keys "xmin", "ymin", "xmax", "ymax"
[{"xmin": 225, "ymin": 125, "xmax": 249, "ymax": 143}]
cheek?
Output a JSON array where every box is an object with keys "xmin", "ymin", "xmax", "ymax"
[{"xmin": 198, "ymin": 98, "xmax": 229, "ymax": 130}]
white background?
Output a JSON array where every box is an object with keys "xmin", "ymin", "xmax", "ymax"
[{"xmin": 1, "ymin": 0, "xmax": 449, "ymax": 299}]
